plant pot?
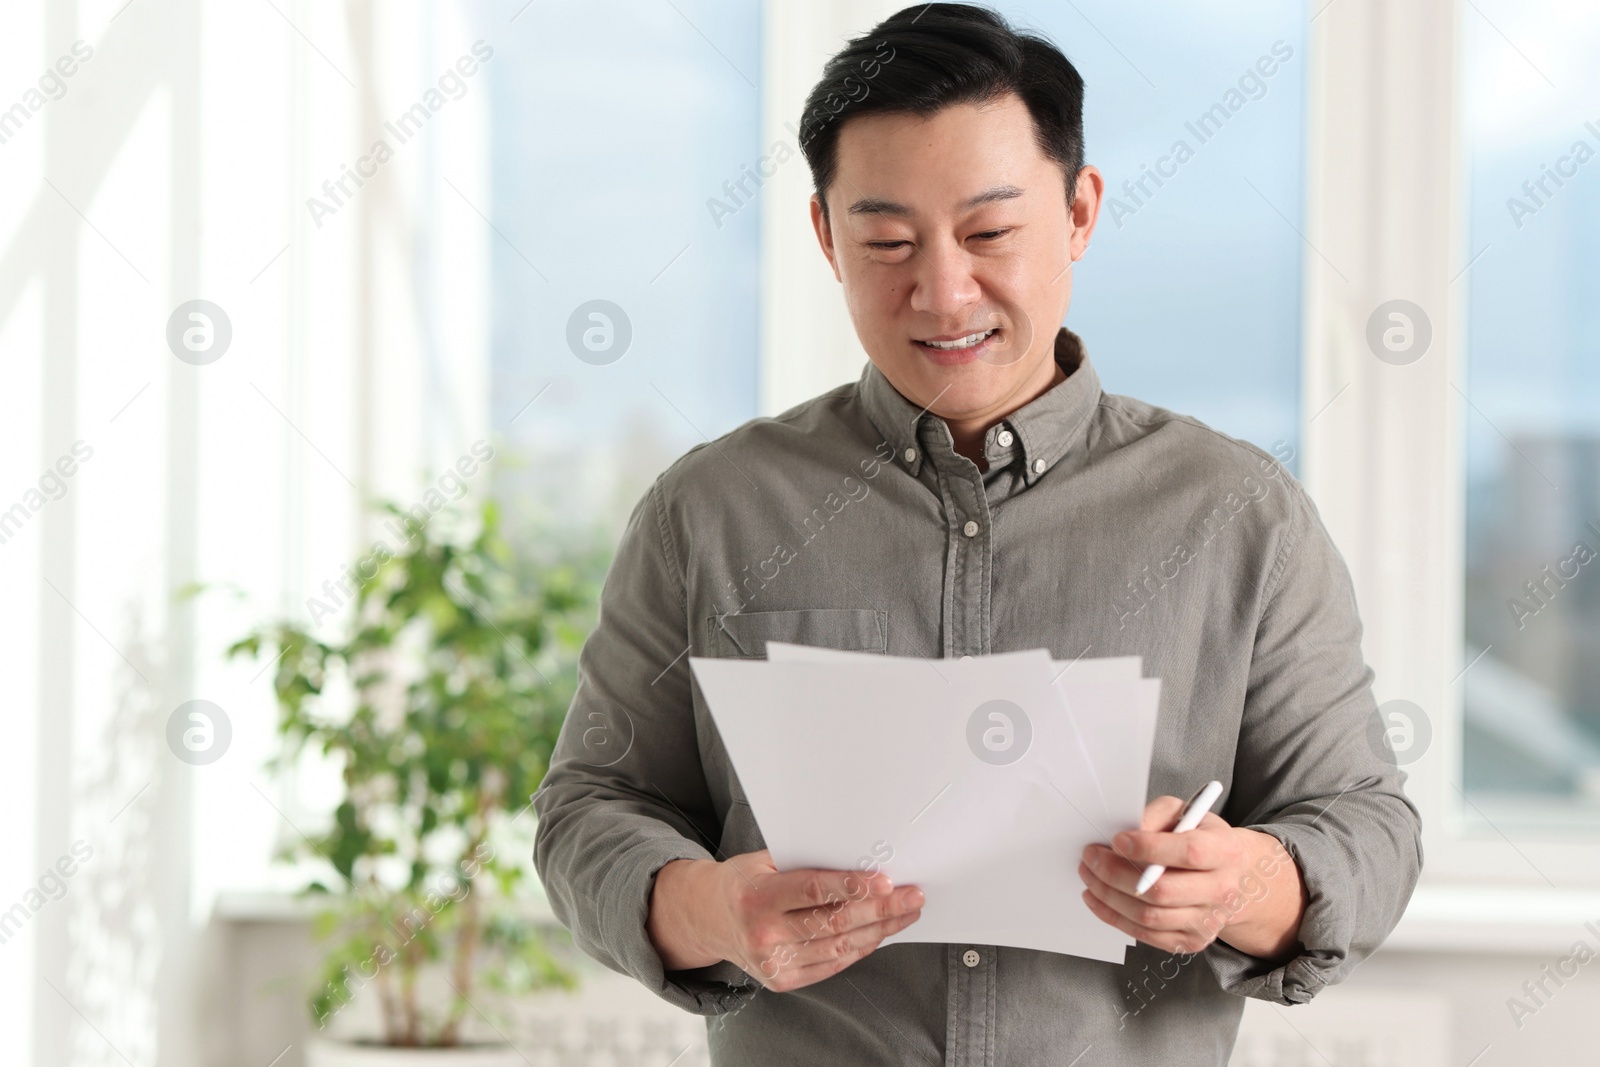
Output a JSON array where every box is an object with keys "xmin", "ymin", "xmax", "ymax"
[{"xmin": 305, "ymin": 1038, "xmax": 529, "ymax": 1067}]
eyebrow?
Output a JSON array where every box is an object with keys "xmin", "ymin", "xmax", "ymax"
[{"xmin": 846, "ymin": 184, "xmax": 1025, "ymax": 217}]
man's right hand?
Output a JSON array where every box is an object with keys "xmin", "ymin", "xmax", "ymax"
[{"xmin": 646, "ymin": 849, "xmax": 924, "ymax": 992}]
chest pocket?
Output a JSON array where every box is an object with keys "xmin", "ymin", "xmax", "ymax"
[{"xmin": 706, "ymin": 608, "xmax": 888, "ymax": 659}]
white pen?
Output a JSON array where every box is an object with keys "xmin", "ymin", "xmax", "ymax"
[{"xmin": 1134, "ymin": 780, "xmax": 1224, "ymax": 896}]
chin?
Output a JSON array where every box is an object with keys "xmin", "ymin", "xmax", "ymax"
[{"xmin": 898, "ymin": 361, "xmax": 1012, "ymax": 416}]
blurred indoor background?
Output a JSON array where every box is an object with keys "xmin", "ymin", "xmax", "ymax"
[{"xmin": 1, "ymin": 0, "xmax": 1598, "ymax": 1063}]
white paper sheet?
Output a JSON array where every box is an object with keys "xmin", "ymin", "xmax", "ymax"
[
  {"xmin": 690, "ymin": 645, "xmax": 1159, "ymax": 962},
  {"xmin": 764, "ymin": 644, "xmax": 1159, "ymax": 841},
  {"xmin": 1051, "ymin": 667, "xmax": 1161, "ymax": 842}
]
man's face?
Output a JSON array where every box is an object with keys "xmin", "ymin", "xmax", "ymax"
[{"xmin": 812, "ymin": 93, "xmax": 1102, "ymax": 425}]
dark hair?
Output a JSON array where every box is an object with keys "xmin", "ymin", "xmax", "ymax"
[{"xmin": 799, "ymin": 3, "xmax": 1086, "ymax": 216}]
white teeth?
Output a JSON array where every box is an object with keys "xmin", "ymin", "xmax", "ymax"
[{"xmin": 923, "ymin": 329, "xmax": 996, "ymax": 350}]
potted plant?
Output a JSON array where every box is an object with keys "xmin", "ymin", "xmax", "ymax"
[{"xmin": 228, "ymin": 500, "xmax": 595, "ymax": 1063}]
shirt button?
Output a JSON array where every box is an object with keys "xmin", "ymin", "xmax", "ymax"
[
  {"xmin": 962, "ymin": 520, "xmax": 979, "ymax": 538},
  {"xmin": 1033, "ymin": 458, "xmax": 1047, "ymax": 474},
  {"xmin": 996, "ymin": 429, "xmax": 1014, "ymax": 447},
  {"xmin": 962, "ymin": 949, "xmax": 981, "ymax": 967},
  {"xmin": 904, "ymin": 447, "xmax": 918, "ymax": 464}
]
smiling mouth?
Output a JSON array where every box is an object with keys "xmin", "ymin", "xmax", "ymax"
[{"xmin": 915, "ymin": 328, "xmax": 998, "ymax": 351}]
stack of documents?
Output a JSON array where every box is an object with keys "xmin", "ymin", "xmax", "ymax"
[{"xmin": 689, "ymin": 644, "xmax": 1160, "ymax": 964}]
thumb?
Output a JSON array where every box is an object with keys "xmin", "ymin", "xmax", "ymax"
[
  {"xmin": 1140, "ymin": 795, "xmax": 1186, "ymax": 832},
  {"xmin": 737, "ymin": 849, "xmax": 778, "ymax": 877}
]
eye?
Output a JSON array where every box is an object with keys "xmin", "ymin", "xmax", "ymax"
[
  {"xmin": 868, "ymin": 240, "xmax": 909, "ymax": 250},
  {"xmin": 971, "ymin": 228, "xmax": 1011, "ymax": 241}
]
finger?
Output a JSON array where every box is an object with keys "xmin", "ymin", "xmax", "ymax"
[
  {"xmin": 763, "ymin": 908, "xmax": 922, "ymax": 991},
  {"xmin": 1080, "ymin": 888, "xmax": 1211, "ymax": 955},
  {"xmin": 1111, "ymin": 815, "xmax": 1234, "ymax": 870},
  {"xmin": 1080, "ymin": 847, "xmax": 1220, "ymax": 906},
  {"xmin": 765, "ymin": 866, "xmax": 892, "ymax": 912},
  {"xmin": 1079, "ymin": 862, "xmax": 1207, "ymax": 934},
  {"xmin": 1140, "ymin": 795, "xmax": 1187, "ymax": 832},
  {"xmin": 782, "ymin": 885, "xmax": 924, "ymax": 944},
  {"xmin": 780, "ymin": 885, "xmax": 914, "ymax": 945},
  {"xmin": 780, "ymin": 901, "xmax": 923, "ymax": 971},
  {"xmin": 1081, "ymin": 841, "xmax": 1141, "ymax": 881}
]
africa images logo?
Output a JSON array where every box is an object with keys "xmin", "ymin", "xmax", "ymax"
[
  {"xmin": 166, "ymin": 700, "xmax": 232, "ymax": 766},
  {"xmin": 967, "ymin": 699, "xmax": 1032, "ymax": 766}
]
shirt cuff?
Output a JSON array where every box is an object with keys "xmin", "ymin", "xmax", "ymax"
[
  {"xmin": 593, "ymin": 835, "xmax": 762, "ymax": 1016},
  {"xmin": 1203, "ymin": 820, "xmax": 1349, "ymax": 1005}
]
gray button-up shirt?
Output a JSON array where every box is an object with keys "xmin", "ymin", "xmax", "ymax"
[{"xmin": 533, "ymin": 327, "xmax": 1422, "ymax": 1066}]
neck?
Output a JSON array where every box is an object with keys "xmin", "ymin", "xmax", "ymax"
[{"xmin": 946, "ymin": 355, "xmax": 1067, "ymax": 471}]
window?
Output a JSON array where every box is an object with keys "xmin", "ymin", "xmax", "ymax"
[
  {"xmin": 1460, "ymin": 1, "xmax": 1600, "ymax": 826},
  {"xmin": 485, "ymin": 0, "xmax": 761, "ymax": 540},
  {"xmin": 1007, "ymin": 0, "xmax": 1307, "ymax": 462}
]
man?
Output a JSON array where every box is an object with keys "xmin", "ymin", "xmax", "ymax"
[{"xmin": 534, "ymin": 5, "xmax": 1421, "ymax": 1064}]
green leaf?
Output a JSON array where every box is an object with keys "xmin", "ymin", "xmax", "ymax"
[{"xmin": 215, "ymin": 493, "xmax": 599, "ymax": 1035}]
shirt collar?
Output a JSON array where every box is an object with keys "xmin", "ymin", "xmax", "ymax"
[{"xmin": 857, "ymin": 326, "xmax": 1102, "ymax": 485}]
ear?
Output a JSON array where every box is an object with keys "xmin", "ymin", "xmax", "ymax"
[
  {"xmin": 1068, "ymin": 165, "xmax": 1105, "ymax": 262},
  {"xmin": 809, "ymin": 194, "xmax": 843, "ymax": 282}
]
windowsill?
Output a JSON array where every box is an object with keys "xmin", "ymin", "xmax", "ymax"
[
  {"xmin": 1385, "ymin": 882, "xmax": 1600, "ymax": 954},
  {"xmin": 211, "ymin": 889, "xmax": 561, "ymax": 925}
]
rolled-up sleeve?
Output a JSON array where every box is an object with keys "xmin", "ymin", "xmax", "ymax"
[
  {"xmin": 1206, "ymin": 478, "xmax": 1423, "ymax": 1004},
  {"xmin": 533, "ymin": 477, "xmax": 754, "ymax": 1014}
]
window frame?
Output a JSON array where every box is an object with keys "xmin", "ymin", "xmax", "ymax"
[{"xmin": 1303, "ymin": 0, "xmax": 1600, "ymax": 886}]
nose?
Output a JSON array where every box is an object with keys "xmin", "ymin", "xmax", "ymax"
[{"xmin": 908, "ymin": 236, "xmax": 981, "ymax": 322}]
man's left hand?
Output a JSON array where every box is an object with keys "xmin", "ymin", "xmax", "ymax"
[{"xmin": 1078, "ymin": 795, "xmax": 1307, "ymax": 960}]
